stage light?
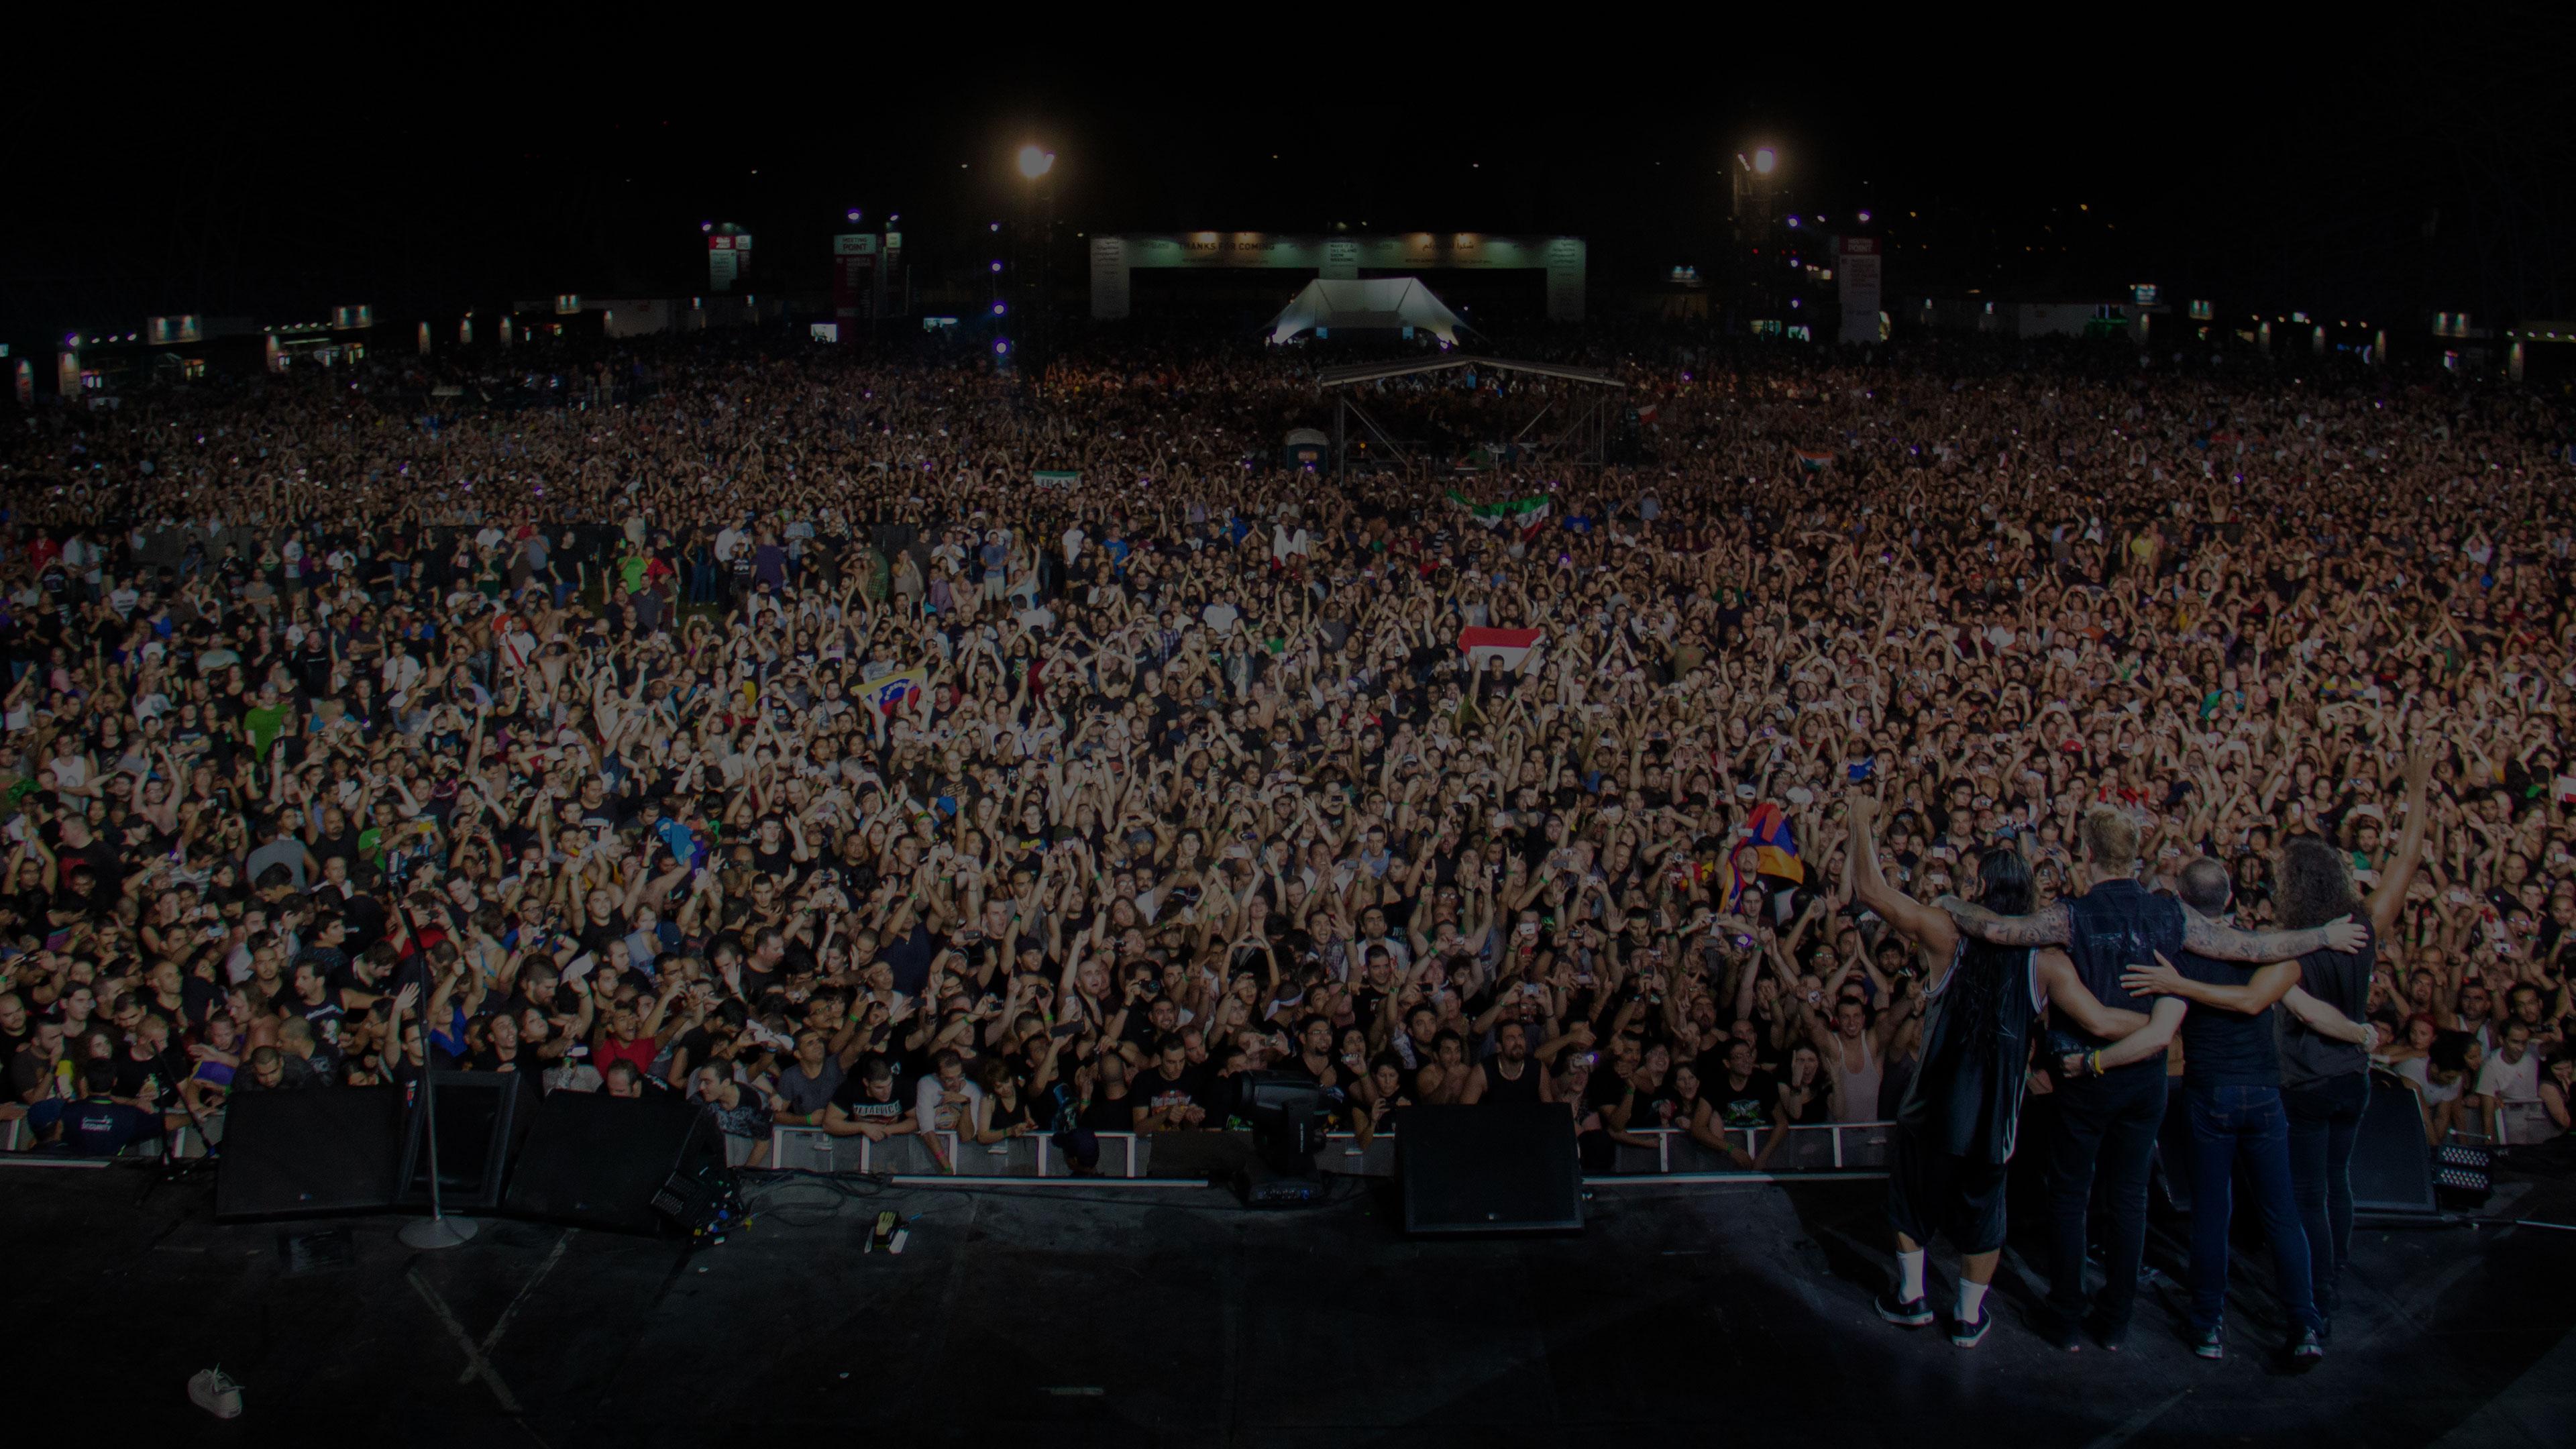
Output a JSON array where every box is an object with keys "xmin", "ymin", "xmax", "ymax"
[
  {"xmin": 847, "ymin": 209, "xmax": 862, "ymax": 223},
  {"xmin": 700, "ymin": 221, "xmax": 712, "ymax": 232},
  {"xmin": 995, "ymin": 339, "xmax": 1011, "ymax": 356},
  {"xmin": 1786, "ymin": 216, "xmax": 1801, "ymax": 228},
  {"xmin": 1857, "ymin": 210, "xmax": 1872, "ymax": 223},
  {"xmin": 1753, "ymin": 147, "xmax": 1777, "ymax": 176},
  {"xmin": 1018, "ymin": 145, "xmax": 1055, "ymax": 180},
  {"xmin": 991, "ymin": 221, "xmax": 1000, "ymax": 232},
  {"xmin": 993, "ymin": 303, "xmax": 1006, "ymax": 315},
  {"xmin": 991, "ymin": 260, "xmax": 1004, "ymax": 273}
]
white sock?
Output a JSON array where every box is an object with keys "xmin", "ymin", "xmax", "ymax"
[
  {"xmin": 1897, "ymin": 1250, "xmax": 1927, "ymax": 1301},
  {"xmin": 1959, "ymin": 1279, "xmax": 1990, "ymax": 1322}
]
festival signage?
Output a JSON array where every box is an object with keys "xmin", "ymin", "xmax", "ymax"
[
  {"xmin": 1837, "ymin": 237, "xmax": 1883, "ymax": 345},
  {"xmin": 708, "ymin": 231, "xmax": 752, "ymax": 293}
]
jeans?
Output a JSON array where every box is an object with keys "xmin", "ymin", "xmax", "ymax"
[
  {"xmin": 2048, "ymin": 1064, "xmax": 2167, "ymax": 1331},
  {"xmin": 2184, "ymin": 1084, "xmax": 2318, "ymax": 1332},
  {"xmin": 2284, "ymin": 1072, "xmax": 2369, "ymax": 1314}
]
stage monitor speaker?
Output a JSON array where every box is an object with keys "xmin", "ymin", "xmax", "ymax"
[
  {"xmin": 2353, "ymin": 1075, "xmax": 2437, "ymax": 1216},
  {"xmin": 502, "ymin": 1090, "xmax": 721, "ymax": 1236},
  {"xmin": 396, "ymin": 1071, "xmax": 537, "ymax": 1213},
  {"xmin": 215, "ymin": 1086, "xmax": 400, "ymax": 1220},
  {"xmin": 1399, "ymin": 1104, "xmax": 1584, "ymax": 1235}
]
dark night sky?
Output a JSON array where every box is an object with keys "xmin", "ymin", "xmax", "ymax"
[{"xmin": 6, "ymin": 15, "xmax": 2571, "ymax": 348}]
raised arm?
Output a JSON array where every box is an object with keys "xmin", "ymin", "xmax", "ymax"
[
  {"xmin": 2366, "ymin": 747, "xmax": 2435, "ymax": 939},
  {"xmin": 1846, "ymin": 793, "xmax": 1957, "ymax": 961}
]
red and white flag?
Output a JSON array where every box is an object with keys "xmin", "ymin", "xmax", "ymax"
[{"xmin": 1460, "ymin": 627, "xmax": 1544, "ymax": 673}]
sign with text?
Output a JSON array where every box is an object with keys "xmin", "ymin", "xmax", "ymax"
[
  {"xmin": 1089, "ymin": 235, "xmax": 1132, "ymax": 319},
  {"xmin": 708, "ymin": 232, "xmax": 752, "ymax": 293},
  {"xmin": 1837, "ymin": 237, "xmax": 1883, "ymax": 345}
]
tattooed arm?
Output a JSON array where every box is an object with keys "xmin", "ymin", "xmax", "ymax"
[
  {"xmin": 2180, "ymin": 907, "xmax": 2367, "ymax": 963},
  {"xmin": 1935, "ymin": 897, "xmax": 2072, "ymax": 946}
]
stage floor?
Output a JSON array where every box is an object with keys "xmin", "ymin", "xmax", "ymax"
[{"xmin": 9, "ymin": 1163, "xmax": 2572, "ymax": 1446}]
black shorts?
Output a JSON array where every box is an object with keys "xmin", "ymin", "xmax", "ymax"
[{"xmin": 1886, "ymin": 1127, "xmax": 2010, "ymax": 1254}]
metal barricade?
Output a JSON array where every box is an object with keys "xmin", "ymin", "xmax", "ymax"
[
  {"xmin": 768, "ymin": 1126, "xmax": 962, "ymax": 1175},
  {"xmin": 1591, "ymin": 1122, "xmax": 1894, "ymax": 1181},
  {"xmin": 2496, "ymin": 1101, "xmax": 2563, "ymax": 1146},
  {"xmin": 759, "ymin": 1120, "xmax": 1888, "ymax": 1182}
]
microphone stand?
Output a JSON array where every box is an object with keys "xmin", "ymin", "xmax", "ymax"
[
  {"xmin": 398, "ymin": 1064, "xmax": 477, "ymax": 1250},
  {"xmin": 396, "ymin": 904, "xmax": 474, "ymax": 1250}
]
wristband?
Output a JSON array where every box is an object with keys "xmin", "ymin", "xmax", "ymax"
[{"xmin": 2087, "ymin": 1049, "xmax": 2103, "ymax": 1077}]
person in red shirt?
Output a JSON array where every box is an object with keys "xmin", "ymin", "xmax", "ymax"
[{"xmin": 591, "ymin": 975, "xmax": 685, "ymax": 1087}]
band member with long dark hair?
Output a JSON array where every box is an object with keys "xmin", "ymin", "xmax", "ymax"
[{"xmin": 1847, "ymin": 796, "xmax": 2149, "ymax": 1348}]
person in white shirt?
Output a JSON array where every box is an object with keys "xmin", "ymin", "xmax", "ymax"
[
  {"xmin": 2475, "ymin": 1020, "xmax": 2542, "ymax": 1106},
  {"xmin": 1271, "ymin": 518, "xmax": 1310, "ymax": 564},
  {"xmin": 914, "ymin": 1049, "xmax": 983, "ymax": 1159}
]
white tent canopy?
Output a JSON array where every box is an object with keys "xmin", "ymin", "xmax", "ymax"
[{"xmin": 1265, "ymin": 277, "xmax": 1465, "ymax": 345}]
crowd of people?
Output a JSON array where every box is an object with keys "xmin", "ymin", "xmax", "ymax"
[{"xmin": 1, "ymin": 325, "xmax": 2571, "ymax": 1348}]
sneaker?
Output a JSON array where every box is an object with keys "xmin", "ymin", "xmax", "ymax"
[
  {"xmin": 1948, "ymin": 1305, "xmax": 1992, "ymax": 1348},
  {"xmin": 2284, "ymin": 1326, "xmax": 2325, "ymax": 1373},
  {"xmin": 189, "ymin": 1368, "xmax": 244, "ymax": 1419},
  {"xmin": 2190, "ymin": 1324, "xmax": 2224, "ymax": 1361},
  {"xmin": 2044, "ymin": 1313, "xmax": 2083, "ymax": 1352},
  {"xmin": 1876, "ymin": 1290, "xmax": 1935, "ymax": 1328}
]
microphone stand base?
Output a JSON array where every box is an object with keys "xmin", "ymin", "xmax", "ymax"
[{"xmin": 399, "ymin": 1216, "xmax": 480, "ymax": 1250}]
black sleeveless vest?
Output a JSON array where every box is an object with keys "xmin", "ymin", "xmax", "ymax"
[
  {"xmin": 2061, "ymin": 878, "xmax": 2182, "ymax": 1057},
  {"xmin": 1899, "ymin": 941, "xmax": 2039, "ymax": 1164}
]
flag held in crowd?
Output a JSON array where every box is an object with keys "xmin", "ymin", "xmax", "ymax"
[
  {"xmin": 1459, "ymin": 627, "xmax": 1544, "ymax": 673},
  {"xmin": 1743, "ymin": 800, "xmax": 1804, "ymax": 883},
  {"xmin": 1446, "ymin": 490, "xmax": 1552, "ymax": 541},
  {"xmin": 865, "ymin": 669, "xmax": 926, "ymax": 718},
  {"xmin": 1792, "ymin": 447, "xmax": 1833, "ymax": 471}
]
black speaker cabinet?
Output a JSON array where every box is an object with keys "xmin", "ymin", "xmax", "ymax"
[
  {"xmin": 215, "ymin": 1086, "xmax": 400, "ymax": 1220},
  {"xmin": 501, "ymin": 1090, "xmax": 722, "ymax": 1235},
  {"xmin": 2351, "ymin": 1075, "xmax": 2438, "ymax": 1217},
  {"xmin": 396, "ymin": 1071, "xmax": 538, "ymax": 1212},
  {"xmin": 1398, "ymin": 1104, "xmax": 1585, "ymax": 1235}
]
